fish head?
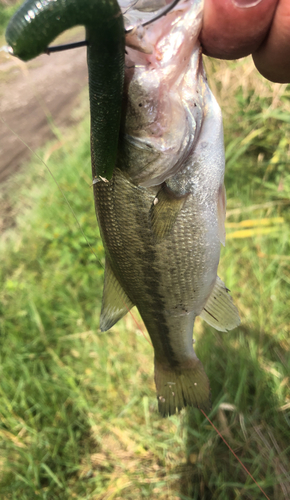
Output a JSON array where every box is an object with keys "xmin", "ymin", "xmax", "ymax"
[{"xmin": 120, "ymin": 0, "xmax": 206, "ymax": 187}]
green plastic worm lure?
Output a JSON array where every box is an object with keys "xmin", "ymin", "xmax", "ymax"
[{"xmin": 6, "ymin": 0, "xmax": 125, "ymax": 180}]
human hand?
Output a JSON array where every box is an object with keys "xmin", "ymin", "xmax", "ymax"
[{"xmin": 201, "ymin": 0, "xmax": 290, "ymax": 83}]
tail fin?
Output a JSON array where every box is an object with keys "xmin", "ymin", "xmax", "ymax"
[{"xmin": 154, "ymin": 358, "xmax": 211, "ymax": 417}]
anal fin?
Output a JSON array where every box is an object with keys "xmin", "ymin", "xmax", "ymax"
[
  {"xmin": 100, "ymin": 259, "xmax": 134, "ymax": 331},
  {"xmin": 200, "ymin": 276, "xmax": 240, "ymax": 332},
  {"xmin": 150, "ymin": 183, "xmax": 188, "ymax": 241}
]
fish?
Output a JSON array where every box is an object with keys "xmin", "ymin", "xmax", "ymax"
[{"xmin": 93, "ymin": 0, "xmax": 240, "ymax": 417}]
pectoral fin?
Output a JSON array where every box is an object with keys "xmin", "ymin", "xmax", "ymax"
[
  {"xmin": 200, "ymin": 276, "xmax": 240, "ymax": 332},
  {"xmin": 100, "ymin": 259, "xmax": 134, "ymax": 331},
  {"xmin": 150, "ymin": 183, "xmax": 188, "ymax": 241}
]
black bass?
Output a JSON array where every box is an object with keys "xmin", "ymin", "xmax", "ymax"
[{"xmin": 94, "ymin": 0, "xmax": 240, "ymax": 417}]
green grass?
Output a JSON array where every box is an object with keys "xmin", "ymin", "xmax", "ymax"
[
  {"xmin": 0, "ymin": 1, "xmax": 22, "ymax": 38},
  {"xmin": 0, "ymin": 57, "xmax": 290, "ymax": 499}
]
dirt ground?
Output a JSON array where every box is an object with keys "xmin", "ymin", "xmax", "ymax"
[{"xmin": 0, "ymin": 42, "xmax": 88, "ymax": 183}]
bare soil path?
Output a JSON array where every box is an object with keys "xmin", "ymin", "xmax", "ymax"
[{"xmin": 0, "ymin": 43, "xmax": 88, "ymax": 182}]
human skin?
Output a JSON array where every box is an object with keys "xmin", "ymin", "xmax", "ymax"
[{"xmin": 201, "ymin": 0, "xmax": 290, "ymax": 83}]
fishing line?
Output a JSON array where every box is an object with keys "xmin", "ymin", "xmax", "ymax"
[
  {"xmin": 200, "ymin": 409, "xmax": 271, "ymax": 500},
  {"xmin": 2, "ymin": 116, "xmax": 271, "ymax": 499},
  {"xmin": 45, "ymin": 40, "xmax": 88, "ymax": 54},
  {"xmin": 43, "ymin": 0, "xmax": 181, "ymax": 53},
  {"xmin": 138, "ymin": 0, "xmax": 180, "ymax": 28}
]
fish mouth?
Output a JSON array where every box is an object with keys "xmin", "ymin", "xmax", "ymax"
[{"xmin": 121, "ymin": 0, "xmax": 184, "ymax": 32}]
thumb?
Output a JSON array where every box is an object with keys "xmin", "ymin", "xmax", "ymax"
[
  {"xmin": 200, "ymin": 0, "xmax": 278, "ymax": 60},
  {"xmin": 253, "ymin": 0, "xmax": 290, "ymax": 83}
]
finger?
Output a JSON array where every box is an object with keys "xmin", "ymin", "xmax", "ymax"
[
  {"xmin": 200, "ymin": 0, "xmax": 278, "ymax": 60},
  {"xmin": 253, "ymin": 0, "xmax": 290, "ymax": 83}
]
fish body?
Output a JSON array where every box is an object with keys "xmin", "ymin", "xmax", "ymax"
[{"xmin": 95, "ymin": 0, "xmax": 240, "ymax": 416}]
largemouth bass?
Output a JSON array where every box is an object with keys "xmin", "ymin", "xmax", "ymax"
[{"xmin": 94, "ymin": 0, "xmax": 240, "ymax": 417}]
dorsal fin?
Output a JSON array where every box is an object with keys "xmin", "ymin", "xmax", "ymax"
[
  {"xmin": 150, "ymin": 183, "xmax": 188, "ymax": 241},
  {"xmin": 200, "ymin": 276, "xmax": 240, "ymax": 332},
  {"xmin": 100, "ymin": 259, "xmax": 134, "ymax": 331}
]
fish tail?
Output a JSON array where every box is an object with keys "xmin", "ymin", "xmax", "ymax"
[{"xmin": 154, "ymin": 358, "xmax": 211, "ymax": 417}]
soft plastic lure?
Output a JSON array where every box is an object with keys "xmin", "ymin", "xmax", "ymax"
[
  {"xmin": 5, "ymin": 0, "xmax": 180, "ymax": 180},
  {"xmin": 6, "ymin": 0, "xmax": 125, "ymax": 180}
]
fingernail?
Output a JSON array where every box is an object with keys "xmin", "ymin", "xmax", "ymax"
[{"xmin": 232, "ymin": 0, "xmax": 263, "ymax": 8}]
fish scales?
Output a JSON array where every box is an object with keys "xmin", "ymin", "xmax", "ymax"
[
  {"xmin": 94, "ymin": 0, "xmax": 240, "ymax": 416},
  {"xmin": 95, "ymin": 171, "xmax": 219, "ymax": 349}
]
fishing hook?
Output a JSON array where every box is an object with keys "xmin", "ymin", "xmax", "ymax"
[{"xmin": 45, "ymin": 0, "xmax": 181, "ymax": 54}]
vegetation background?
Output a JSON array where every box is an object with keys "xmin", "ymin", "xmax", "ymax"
[{"xmin": 0, "ymin": 2, "xmax": 289, "ymax": 498}]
